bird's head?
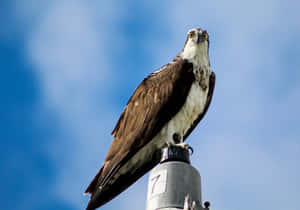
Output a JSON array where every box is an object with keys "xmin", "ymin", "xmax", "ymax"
[
  {"xmin": 186, "ymin": 28, "xmax": 209, "ymax": 45},
  {"xmin": 180, "ymin": 28, "xmax": 209, "ymax": 65}
]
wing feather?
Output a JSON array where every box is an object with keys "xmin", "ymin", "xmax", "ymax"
[
  {"xmin": 85, "ymin": 58, "xmax": 194, "ymax": 208},
  {"xmin": 105, "ymin": 58, "xmax": 194, "ymax": 163}
]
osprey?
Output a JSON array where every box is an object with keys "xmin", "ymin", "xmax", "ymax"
[{"xmin": 85, "ymin": 28, "xmax": 215, "ymax": 210}]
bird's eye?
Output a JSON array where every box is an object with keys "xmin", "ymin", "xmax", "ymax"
[
  {"xmin": 204, "ymin": 33, "xmax": 208, "ymax": 40},
  {"xmin": 189, "ymin": 32, "xmax": 195, "ymax": 38}
]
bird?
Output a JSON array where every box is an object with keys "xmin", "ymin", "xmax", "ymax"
[{"xmin": 84, "ymin": 28, "xmax": 216, "ymax": 210}]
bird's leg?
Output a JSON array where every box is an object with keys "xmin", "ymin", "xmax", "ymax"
[
  {"xmin": 172, "ymin": 132, "xmax": 193, "ymax": 154},
  {"xmin": 172, "ymin": 133, "xmax": 181, "ymax": 144},
  {"xmin": 166, "ymin": 135, "xmax": 175, "ymax": 147},
  {"xmin": 176, "ymin": 142, "xmax": 190, "ymax": 150},
  {"xmin": 173, "ymin": 132, "xmax": 189, "ymax": 150}
]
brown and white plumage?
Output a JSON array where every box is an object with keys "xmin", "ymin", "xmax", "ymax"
[{"xmin": 85, "ymin": 28, "xmax": 216, "ymax": 210}]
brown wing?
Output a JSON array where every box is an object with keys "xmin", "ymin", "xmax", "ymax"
[{"xmin": 85, "ymin": 58, "xmax": 194, "ymax": 208}]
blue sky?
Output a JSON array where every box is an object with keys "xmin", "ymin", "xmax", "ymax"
[{"xmin": 1, "ymin": 1, "xmax": 300, "ymax": 210}]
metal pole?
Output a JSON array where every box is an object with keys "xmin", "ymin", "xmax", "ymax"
[{"xmin": 146, "ymin": 145, "xmax": 211, "ymax": 210}]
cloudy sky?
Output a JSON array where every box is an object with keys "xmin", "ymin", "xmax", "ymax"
[{"xmin": 1, "ymin": 1, "xmax": 300, "ymax": 210}]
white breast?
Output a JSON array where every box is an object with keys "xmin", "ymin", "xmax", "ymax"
[
  {"xmin": 113, "ymin": 73, "xmax": 210, "ymax": 184},
  {"xmin": 143, "ymin": 71, "xmax": 209, "ymax": 152},
  {"xmin": 161, "ymin": 80, "xmax": 209, "ymax": 144}
]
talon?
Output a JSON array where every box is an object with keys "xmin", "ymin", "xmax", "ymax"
[
  {"xmin": 176, "ymin": 142, "xmax": 189, "ymax": 149},
  {"xmin": 188, "ymin": 146, "xmax": 194, "ymax": 155},
  {"xmin": 172, "ymin": 133, "xmax": 181, "ymax": 144}
]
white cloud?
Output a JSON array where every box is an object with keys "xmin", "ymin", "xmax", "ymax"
[
  {"xmin": 193, "ymin": 134, "xmax": 300, "ymax": 210},
  {"xmin": 13, "ymin": 0, "xmax": 300, "ymax": 209},
  {"xmin": 163, "ymin": 1, "xmax": 300, "ymax": 210},
  {"xmin": 20, "ymin": 1, "xmax": 129, "ymax": 208}
]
